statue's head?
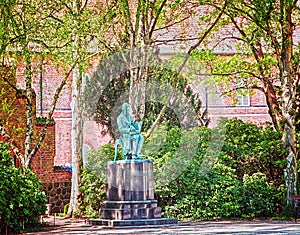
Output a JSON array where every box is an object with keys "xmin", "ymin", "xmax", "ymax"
[{"xmin": 122, "ymin": 102, "xmax": 130, "ymax": 115}]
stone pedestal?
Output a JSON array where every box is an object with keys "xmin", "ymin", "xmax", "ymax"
[{"xmin": 89, "ymin": 159, "xmax": 178, "ymax": 226}]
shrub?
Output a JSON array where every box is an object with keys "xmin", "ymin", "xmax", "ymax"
[
  {"xmin": 77, "ymin": 144, "xmax": 112, "ymax": 217},
  {"xmin": 238, "ymin": 173, "xmax": 280, "ymax": 219},
  {"xmin": 147, "ymin": 120, "xmax": 285, "ymax": 220},
  {"xmin": 78, "ymin": 168, "xmax": 106, "ymax": 218},
  {"xmin": 222, "ymin": 118, "xmax": 285, "ymax": 186},
  {"xmin": 0, "ymin": 142, "xmax": 47, "ymax": 234},
  {"xmin": 158, "ymin": 160, "xmax": 241, "ymax": 220}
]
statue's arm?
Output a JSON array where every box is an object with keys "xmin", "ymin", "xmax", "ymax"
[
  {"xmin": 131, "ymin": 121, "xmax": 142, "ymax": 133},
  {"xmin": 136, "ymin": 121, "xmax": 142, "ymax": 133}
]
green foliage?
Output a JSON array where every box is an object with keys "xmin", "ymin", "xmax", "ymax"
[
  {"xmin": 63, "ymin": 203, "xmax": 69, "ymax": 216},
  {"xmin": 0, "ymin": 87, "xmax": 15, "ymax": 124},
  {"xmin": 145, "ymin": 124, "xmax": 182, "ymax": 164},
  {"xmin": 84, "ymin": 143, "xmax": 115, "ymax": 177},
  {"xmin": 157, "ymin": 160, "xmax": 241, "ymax": 220},
  {"xmin": 35, "ymin": 116, "xmax": 55, "ymax": 125},
  {"xmin": 89, "ymin": 60, "xmax": 203, "ymax": 139},
  {"xmin": 239, "ymin": 173, "xmax": 281, "ymax": 219},
  {"xmin": 77, "ymin": 144, "xmax": 113, "ymax": 217},
  {"xmin": 78, "ymin": 168, "xmax": 106, "ymax": 218},
  {"xmin": 0, "ymin": 142, "xmax": 47, "ymax": 234},
  {"xmin": 149, "ymin": 119, "xmax": 285, "ymax": 220},
  {"xmin": 222, "ymin": 118, "xmax": 285, "ymax": 185}
]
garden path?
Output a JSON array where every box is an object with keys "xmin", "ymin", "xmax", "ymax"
[{"xmin": 23, "ymin": 216, "xmax": 300, "ymax": 234}]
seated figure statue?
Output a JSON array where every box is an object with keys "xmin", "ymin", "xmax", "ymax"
[{"xmin": 117, "ymin": 102, "xmax": 144, "ymax": 160}]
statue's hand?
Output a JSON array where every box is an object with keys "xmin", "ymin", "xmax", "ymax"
[{"xmin": 130, "ymin": 126, "xmax": 137, "ymax": 134}]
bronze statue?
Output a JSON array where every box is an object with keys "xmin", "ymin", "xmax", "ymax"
[{"xmin": 116, "ymin": 103, "xmax": 144, "ymax": 160}]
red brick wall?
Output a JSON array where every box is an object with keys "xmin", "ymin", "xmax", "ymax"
[
  {"xmin": 1, "ymin": 65, "xmax": 71, "ymax": 212},
  {"xmin": 30, "ymin": 124, "xmax": 71, "ymax": 183},
  {"xmin": 206, "ymin": 89, "xmax": 271, "ymax": 127}
]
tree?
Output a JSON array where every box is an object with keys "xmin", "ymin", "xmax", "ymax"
[
  {"xmin": 84, "ymin": 0, "xmax": 228, "ymax": 139},
  {"xmin": 101, "ymin": 0, "xmax": 204, "ymax": 119},
  {"xmin": 195, "ymin": 0, "xmax": 300, "ymax": 205},
  {"xmin": 65, "ymin": 0, "xmax": 113, "ymax": 217},
  {"xmin": 0, "ymin": 0, "xmax": 77, "ymax": 168},
  {"xmin": 0, "ymin": 0, "xmax": 108, "ymax": 217}
]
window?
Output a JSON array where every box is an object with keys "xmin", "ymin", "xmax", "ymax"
[
  {"xmin": 236, "ymin": 79, "xmax": 250, "ymax": 106},
  {"xmin": 236, "ymin": 93, "xmax": 250, "ymax": 106}
]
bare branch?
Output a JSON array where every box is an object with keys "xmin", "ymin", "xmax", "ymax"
[
  {"xmin": 154, "ymin": 36, "xmax": 200, "ymax": 44},
  {"xmin": 81, "ymin": 0, "xmax": 89, "ymax": 11},
  {"xmin": 221, "ymin": 85, "xmax": 264, "ymax": 97},
  {"xmin": 148, "ymin": 0, "xmax": 167, "ymax": 39},
  {"xmin": 31, "ymin": 38, "xmax": 74, "ymax": 50},
  {"xmin": 0, "ymin": 67, "xmax": 19, "ymax": 92},
  {"xmin": 121, "ymin": 0, "xmax": 134, "ymax": 37},
  {"xmin": 212, "ymin": 36, "xmax": 247, "ymax": 49},
  {"xmin": 198, "ymin": 71, "xmax": 262, "ymax": 80},
  {"xmin": 0, "ymin": 124, "xmax": 24, "ymax": 166},
  {"xmin": 153, "ymin": 14, "xmax": 191, "ymax": 32}
]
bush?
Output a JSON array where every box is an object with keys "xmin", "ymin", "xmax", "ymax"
[
  {"xmin": 0, "ymin": 142, "xmax": 47, "ymax": 234},
  {"xmin": 238, "ymin": 173, "xmax": 281, "ymax": 219},
  {"xmin": 77, "ymin": 144, "xmax": 112, "ymax": 217},
  {"xmin": 78, "ymin": 168, "xmax": 106, "ymax": 218},
  {"xmin": 147, "ymin": 120, "xmax": 285, "ymax": 220},
  {"xmin": 158, "ymin": 160, "xmax": 241, "ymax": 220},
  {"xmin": 222, "ymin": 118, "xmax": 285, "ymax": 186},
  {"xmin": 78, "ymin": 119, "xmax": 285, "ymax": 220}
]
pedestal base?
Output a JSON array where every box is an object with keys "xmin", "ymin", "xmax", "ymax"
[
  {"xmin": 88, "ymin": 217, "xmax": 178, "ymax": 226},
  {"xmin": 93, "ymin": 160, "xmax": 177, "ymax": 227},
  {"xmin": 99, "ymin": 200, "xmax": 161, "ymax": 220}
]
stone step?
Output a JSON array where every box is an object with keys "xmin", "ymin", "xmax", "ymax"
[
  {"xmin": 89, "ymin": 218, "xmax": 178, "ymax": 226},
  {"xmin": 102, "ymin": 200, "xmax": 158, "ymax": 209},
  {"xmin": 99, "ymin": 206, "xmax": 162, "ymax": 220}
]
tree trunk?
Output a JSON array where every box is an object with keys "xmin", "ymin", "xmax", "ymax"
[
  {"xmin": 24, "ymin": 55, "xmax": 33, "ymax": 168},
  {"xmin": 0, "ymin": 124, "xmax": 23, "ymax": 161},
  {"xmin": 66, "ymin": 0, "xmax": 83, "ymax": 217},
  {"xmin": 283, "ymin": 120, "xmax": 298, "ymax": 204},
  {"xmin": 128, "ymin": 1, "xmax": 151, "ymax": 120},
  {"xmin": 282, "ymin": 74, "xmax": 298, "ymax": 204},
  {"xmin": 128, "ymin": 42, "xmax": 148, "ymax": 120},
  {"xmin": 67, "ymin": 65, "xmax": 83, "ymax": 217},
  {"xmin": 280, "ymin": 6, "xmax": 298, "ymax": 205},
  {"xmin": 129, "ymin": 65, "xmax": 147, "ymax": 120},
  {"xmin": 265, "ymin": 85, "xmax": 281, "ymax": 131}
]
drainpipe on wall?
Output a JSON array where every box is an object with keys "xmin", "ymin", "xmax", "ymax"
[{"xmin": 39, "ymin": 64, "xmax": 43, "ymax": 116}]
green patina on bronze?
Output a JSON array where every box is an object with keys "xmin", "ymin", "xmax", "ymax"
[{"xmin": 115, "ymin": 103, "xmax": 144, "ymax": 162}]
